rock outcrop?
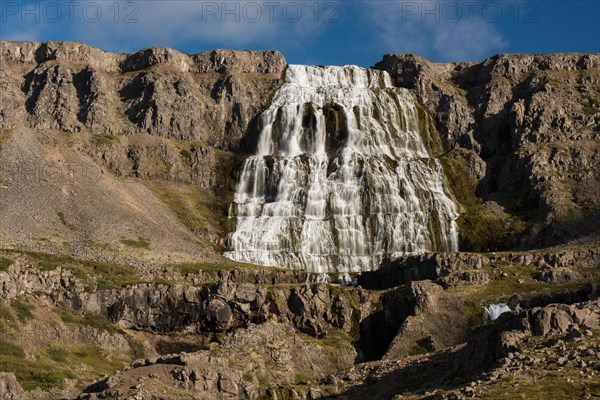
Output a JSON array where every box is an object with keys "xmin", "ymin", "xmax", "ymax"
[
  {"xmin": 376, "ymin": 53, "xmax": 600, "ymax": 249},
  {"xmin": 80, "ymin": 321, "xmax": 356, "ymax": 400},
  {"xmin": 1, "ymin": 41, "xmax": 286, "ymax": 188},
  {"xmin": 358, "ymin": 246, "xmax": 600, "ymax": 290},
  {"xmin": 458, "ymin": 300, "xmax": 600, "ymax": 370},
  {"xmin": 383, "ymin": 281, "xmax": 469, "ymax": 360},
  {"xmin": 0, "ymin": 373, "xmax": 26, "ymax": 400}
]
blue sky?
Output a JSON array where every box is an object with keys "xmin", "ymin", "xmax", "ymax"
[{"xmin": 1, "ymin": 0, "xmax": 598, "ymax": 66}]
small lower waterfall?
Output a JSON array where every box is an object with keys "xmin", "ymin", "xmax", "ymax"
[
  {"xmin": 224, "ymin": 65, "xmax": 459, "ymax": 273},
  {"xmin": 484, "ymin": 303, "xmax": 512, "ymax": 322}
]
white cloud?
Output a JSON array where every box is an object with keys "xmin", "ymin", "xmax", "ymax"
[
  {"xmin": 70, "ymin": 0, "xmax": 332, "ymax": 53},
  {"xmin": 367, "ymin": 0, "xmax": 508, "ymax": 61}
]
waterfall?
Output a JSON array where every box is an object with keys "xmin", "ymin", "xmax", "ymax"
[
  {"xmin": 484, "ymin": 303, "xmax": 512, "ymax": 322},
  {"xmin": 224, "ymin": 65, "xmax": 459, "ymax": 273}
]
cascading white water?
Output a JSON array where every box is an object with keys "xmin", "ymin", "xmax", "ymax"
[
  {"xmin": 484, "ymin": 303, "xmax": 512, "ymax": 322},
  {"xmin": 224, "ymin": 65, "xmax": 460, "ymax": 273}
]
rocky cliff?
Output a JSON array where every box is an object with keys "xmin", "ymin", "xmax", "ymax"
[
  {"xmin": 0, "ymin": 41, "xmax": 286, "ymax": 264},
  {"xmin": 376, "ymin": 53, "xmax": 600, "ymax": 250}
]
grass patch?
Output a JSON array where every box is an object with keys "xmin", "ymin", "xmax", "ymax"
[
  {"xmin": 120, "ymin": 236, "xmax": 150, "ymax": 249},
  {"xmin": 0, "ymin": 302, "xmax": 14, "ymax": 332},
  {"xmin": 174, "ymin": 261, "xmax": 238, "ymax": 276},
  {"xmin": 91, "ymin": 134, "xmax": 121, "ymax": 145},
  {"xmin": 47, "ymin": 345, "xmax": 69, "ymax": 362},
  {"xmin": 11, "ymin": 298, "xmax": 34, "ymax": 322},
  {"xmin": 0, "ymin": 257, "xmax": 14, "ymax": 272},
  {"xmin": 299, "ymin": 329, "xmax": 355, "ymax": 351},
  {"xmin": 408, "ymin": 344, "xmax": 432, "ymax": 356},
  {"xmin": 69, "ymin": 343, "xmax": 124, "ymax": 375},
  {"xmin": 56, "ymin": 211, "xmax": 75, "ymax": 230},
  {"xmin": 581, "ymin": 95, "xmax": 600, "ymax": 116},
  {"xmin": 145, "ymin": 180, "xmax": 228, "ymax": 246},
  {"xmin": 295, "ymin": 373, "xmax": 312, "ymax": 384},
  {"xmin": 0, "ymin": 128, "xmax": 13, "ymax": 153},
  {"xmin": 464, "ymin": 300, "xmax": 484, "ymax": 327},
  {"xmin": 0, "ymin": 340, "xmax": 25, "ymax": 357},
  {"xmin": 58, "ymin": 309, "xmax": 119, "ymax": 334},
  {"xmin": 2, "ymin": 250, "xmax": 143, "ymax": 291},
  {"xmin": 452, "ymin": 262, "xmax": 583, "ymax": 304},
  {"xmin": 180, "ymin": 148, "xmax": 192, "ymax": 160},
  {"xmin": 0, "ymin": 355, "xmax": 74, "ymax": 390}
]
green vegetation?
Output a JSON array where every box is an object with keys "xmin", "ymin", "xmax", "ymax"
[
  {"xmin": 464, "ymin": 300, "xmax": 484, "ymax": 327},
  {"xmin": 408, "ymin": 344, "xmax": 432, "ymax": 356},
  {"xmin": 440, "ymin": 154, "xmax": 526, "ymax": 252},
  {"xmin": 146, "ymin": 180, "xmax": 226, "ymax": 247},
  {"xmin": 0, "ymin": 340, "xmax": 25, "ymax": 357},
  {"xmin": 0, "ymin": 355, "xmax": 74, "ymax": 390},
  {"xmin": 581, "ymin": 95, "xmax": 600, "ymax": 116},
  {"xmin": 299, "ymin": 329, "xmax": 355, "ymax": 351},
  {"xmin": 0, "ymin": 128, "xmax": 13, "ymax": 152},
  {"xmin": 0, "ymin": 257, "xmax": 14, "ymax": 272},
  {"xmin": 0, "ymin": 301, "xmax": 14, "ymax": 333},
  {"xmin": 11, "ymin": 298, "xmax": 34, "ymax": 322},
  {"xmin": 58, "ymin": 309, "xmax": 119, "ymax": 334},
  {"xmin": 120, "ymin": 236, "xmax": 150, "ymax": 249},
  {"xmin": 46, "ymin": 345, "xmax": 69, "ymax": 362},
  {"xmin": 56, "ymin": 211, "xmax": 75, "ymax": 230},
  {"xmin": 69, "ymin": 343, "xmax": 124, "ymax": 375},
  {"xmin": 180, "ymin": 148, "xmax": 192, "ymax": 159},
  {"xmin": 2, "ymin": 249, "xmax": 143, "ymax": 291},
  {"xmin": 417, "ymin": 103, "xmax": 444, "ymax": 156},
  {"xmin": 294, "ymin": 373, "xmax": 312, "ymax": 384},
  {"xmin": 91, "ymin": 134, "xmax": 121, "ymax": 145},
  {"xmin": 452, "ymin": 261, "xmax": 584, "ymax": 305},
  {"xmin": 124, "ymin": 334, "xmax": 146, "ymax": 359}
]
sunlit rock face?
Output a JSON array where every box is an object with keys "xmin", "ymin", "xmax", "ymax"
[{"xmin": 224, "ymin": 65, "xmax": 459, "ymax": 273}]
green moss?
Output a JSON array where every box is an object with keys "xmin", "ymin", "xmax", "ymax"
[
  {"xmin": 11, "ymin": 299, "xmax": 34, "ymax": 322},
  {"xmin": 408, "ymin": 344, "xmax": 432, "ymax": 356},
  {"xmin": 295, "ymin": 373, "xmax": 312, "ymax": 384},
  {"xmin": 0, "ymin": 257, "xmax": 14, "ymax": 272},
  {"xmin": 464, "ymin": 300, "xmax": 485, "ymax": 327},
  {"xmin": 120, "ymin": 236, "xmax": 150, "ymax": 249},
  {"xmin": 0, "ymin": 128, "xmax": 13, "ymax": 153},
  {"xmin": 440, "ymin": 155, "xmax": 480, "ymax": 209},
  {"xmin": 416, "ymin": 103, "xmax": 445, "ymax": 156},
  {"xmin": 180, "ymin": 149, "xmax": 192, "ymax": 159},
  {"xmin": 440, "ymin": 155, "xmax": 526, "ymax": 252},
  {"xmin": 91, "ymin": 134, "xmax": 121, "ymax": 145}
]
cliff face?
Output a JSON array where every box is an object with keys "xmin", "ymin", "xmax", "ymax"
[
  {"xmin": 0, "ymin": 41, "xmax": 286, "ymax": 263},
  {"xmin": 376, "ymin": 53, "xmax": 600, "ymax": 250},
  {"xmin": 0, "ymin": 41, "xmax": 285, "ymax": 183}
]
